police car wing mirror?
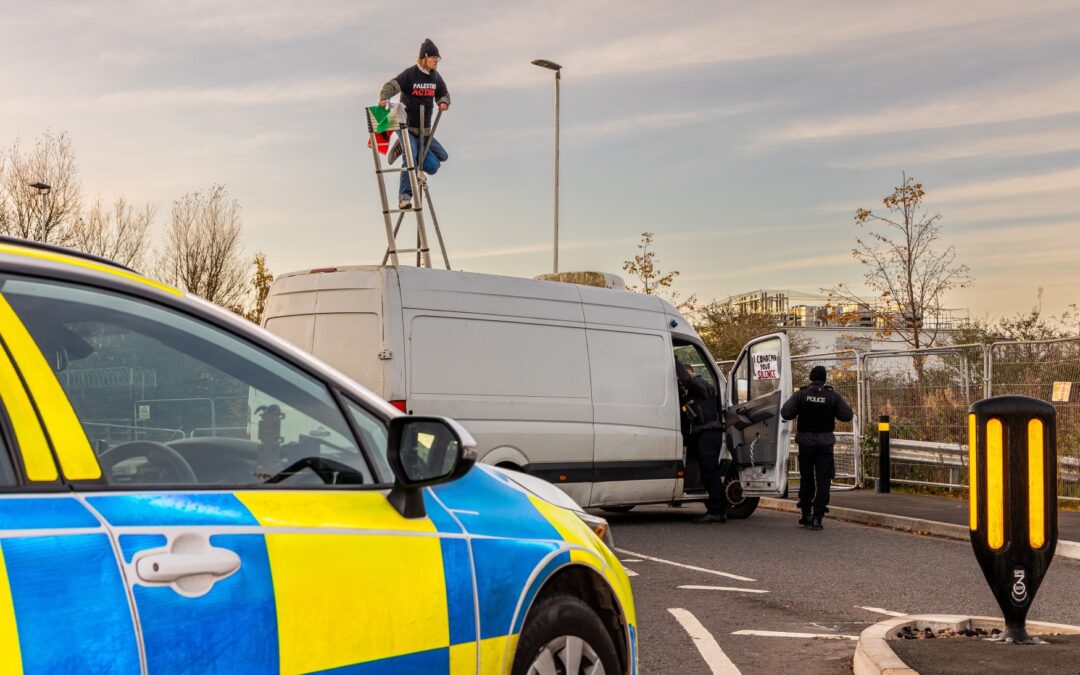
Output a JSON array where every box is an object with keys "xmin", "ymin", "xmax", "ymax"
[{"xmin": 387, "ymin": 416, "xmax": 478, "ymax": 518}]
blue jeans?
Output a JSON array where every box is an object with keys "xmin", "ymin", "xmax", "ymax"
[{"xmin": 399, "ymin": 131, "xmax": 448, "ymax": 199}]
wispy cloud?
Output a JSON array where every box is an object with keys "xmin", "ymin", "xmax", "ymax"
[
  {"xmin": 831, "ymin": 127, "xmax": 1080, "ymax": 168},
  {"xmin": 94, "ymin": 77, "xmax": 368, "ymax": 109},
  {"xmin": 762, "ymin": 74, "xmax": 1080, "ymax": 145},
  {"xmin": 934, "ymin": 167, "xmax": 1080, "ymax": 203}
]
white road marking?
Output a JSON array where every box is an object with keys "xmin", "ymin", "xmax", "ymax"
[
  {"xmin": 621, "ymin": 558, "xmax": 643, "ymax": 563},
  {"xmin": 625, "ymin": 569, "xmax": 639, "ymax": 577},
  {"xmin": 732, "ymin": 630, "xmax": 859, "ymax": 641},
  {"xmin": 615, "ymin": 548, "xmax": 756, "ymax": 582},
  {"xmin": 857, "ymin": 606, "xmax": 906, "ymax": 617},
  {"xmin": 678, "ymin": 585, "xmax": 769, "ymax": 594},
  {"xmin": 668, "ymin": 608, "xmax": 742, "ymax": 675}
]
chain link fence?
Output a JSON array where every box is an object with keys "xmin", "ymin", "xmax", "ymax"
[{"xmin": 989, "ymin": 338, "xmax": 1080, "ymax": 501}]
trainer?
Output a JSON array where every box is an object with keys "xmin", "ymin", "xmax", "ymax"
[{"xmin": 780, "ymin": 365, "xmax": 853, "ymax": 530}]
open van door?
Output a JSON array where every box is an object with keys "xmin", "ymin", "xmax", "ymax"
[{"xmin": 725, "ymin": 333, "xmax": 792, "ymax": 497}]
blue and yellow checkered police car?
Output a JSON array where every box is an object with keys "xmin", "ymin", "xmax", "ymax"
[{"xmin": 0, "ymin": 237, "xmax": 637, "ymax": 674}]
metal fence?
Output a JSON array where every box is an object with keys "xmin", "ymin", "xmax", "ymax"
[{"xmin": 718, "ymin": 337, "xmax": 1080, "ymax": 502}]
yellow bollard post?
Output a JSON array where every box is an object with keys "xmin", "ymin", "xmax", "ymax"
[{"xmin": 968, "ymin": 395, "xmax": 1058, "ymax": 644}]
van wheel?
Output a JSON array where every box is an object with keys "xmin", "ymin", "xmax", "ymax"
[
  {"xmin": 512, "ymin": 594, "xmax": 620, "ymax": 675},
  {"xmin": 726, "ymin": 496, "xmax": 759, "ymax": 519},
  {"xmin": 600, "ymin": 505, "xmax": 634, "ymax": 514}
]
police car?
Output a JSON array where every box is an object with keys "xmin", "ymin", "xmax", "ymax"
[{"xmin": 0, "ymin": 237, "xmax": 636, "ymax": 674}]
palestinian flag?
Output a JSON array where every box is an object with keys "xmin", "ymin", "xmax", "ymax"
[{"xmin": 367, "ymin": 104, "xmax": 403, "ymax": 154}]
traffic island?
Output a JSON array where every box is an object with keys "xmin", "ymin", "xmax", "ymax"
[{"xmin": 853, "ymin": 614, "xmax": 1080, "ymax": 675}]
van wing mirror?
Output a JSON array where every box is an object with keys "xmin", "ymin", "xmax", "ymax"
[{"xmin": 386, "ymin": 416, "xmax": 477, "ymax": 518}]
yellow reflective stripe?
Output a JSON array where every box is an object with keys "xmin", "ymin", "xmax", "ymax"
[
  {"xmin": 987, "ymin": 419, "xmax": 1005, "ymax": 550},
  {"xmin": 0, "ymin": 294, "xmax": 100, "ymax": 480},
  {"xmin": 262, "ymin": 532, "xmax": 448, "ymax": 673},
  {"xmin": 236, "ymin": 491, "xmax": 436, "ymax": 533},
  {"xmin": 0, "ymin": 544, "xmax": 24, "ymax": 674},
  {"xmin": 0, "ymin": 242, "xmax": 180, "ymax": 296},
  {"xmin": 0, "ymin": 339, "xmax": 57, "ymax": 481},
  {"xmin": 968, "ymin": 414, "xmax": 977, "ymax": 531},
  {"xmin": 1028, "ymin": 419, "xmax": 1045, "ymax": 550},
  {"xmin": 480, "ymin": 634, "xmax": 518, "ymax": 675},
  {"xmin": 449, "ymin": 642, "xmax": 477, "ymax": 675},
  {"xmin": 878, "ymin": 422, "xmax": 890, "ymax": 432}
]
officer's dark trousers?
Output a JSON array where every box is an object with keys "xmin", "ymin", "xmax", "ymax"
[
  {"xmin": 797, "ymin": 444, "xmax": 834, "ymax": 516},
  {"xmin": 693, "ymin": 429, "xmax": 727, "ymax": 515}
]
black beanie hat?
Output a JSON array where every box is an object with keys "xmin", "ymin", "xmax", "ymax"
[
  {"xmin": 419, "ymin": 39, "xmax": 440, "ymax": 59},
  {"xmin": 809, "ymin": 365, "xmax": 827, "ymax": 383}
]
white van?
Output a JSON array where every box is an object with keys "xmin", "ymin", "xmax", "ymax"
[{"xmin": 262, "ymin": 265, "xmax": 792, "ymax": 517}]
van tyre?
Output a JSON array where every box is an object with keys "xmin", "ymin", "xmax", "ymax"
[
  {"xmin": 725, "ymin": 496, "xmax": 759, "ymax": 519},
  {"xmin": 600, "ymin": 505, "xmax": 634, "ymax": 514},
  {"xmin": 513, "ymin": 594, "xmax": 620, "ymax": 675}
]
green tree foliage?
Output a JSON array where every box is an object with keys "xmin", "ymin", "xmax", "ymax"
[
  {"xmin": 243, "ymin": 252, "xmax": 274, "ymax": 325},
  {"xmin": 693, "ymin": 302, "xmax": 813, "ymax": 362}
]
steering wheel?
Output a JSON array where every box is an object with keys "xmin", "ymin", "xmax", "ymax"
[{"xmin": 98, "ymin": 441, "xmax": 198, "ymax": 485}]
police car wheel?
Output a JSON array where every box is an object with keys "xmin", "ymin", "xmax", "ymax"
[
  {"xmin": 726, "ymin": 496, "xmax": 760, "ymax": 519},
  {"xmin": 513, "ymin": 594, "xmax": 619, "ymax": 675}
]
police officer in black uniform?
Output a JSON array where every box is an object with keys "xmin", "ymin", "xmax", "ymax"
[
  {"xmin": 780, "ymin": 365, "xmax": 853, "ymax": 530},
  {"xmin": 676, "ymin": 360, "xmax": 728, "ymax": 524}
]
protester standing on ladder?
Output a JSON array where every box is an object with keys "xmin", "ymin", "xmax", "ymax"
[{"xmin": 378, "ymin": 38, "xmax": 451, "ymax": 210}]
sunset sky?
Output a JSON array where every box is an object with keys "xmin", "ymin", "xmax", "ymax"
[{"xmin": 2, "ymin": 0, "xmax": 1078, "ymax": 321}]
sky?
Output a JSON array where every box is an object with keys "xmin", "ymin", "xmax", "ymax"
[{"xmin": 2, "ymin": 0, "xmax": 1079, "ymax": 321}]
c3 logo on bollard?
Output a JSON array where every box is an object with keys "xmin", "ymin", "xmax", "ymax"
[{"xmin": 1010, "ymin": 568, "xmax": 1028, "ymax": 604}]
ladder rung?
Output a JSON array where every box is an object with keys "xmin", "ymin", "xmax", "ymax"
[
  {"xmin": 377, "ymin": 168, "xmax": 409, "ymax": 174},
  {"xmin": 387, "ymin": 248, "xmax": 430, "ymax": 254},
  {"xmin": 384, "ymin": 208, "xmax": 420, "ymax": 214}
]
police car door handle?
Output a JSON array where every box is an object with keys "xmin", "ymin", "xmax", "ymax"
[{"xmin": 137, "ymin": 548, "xmax": 241, "ymax": 583}]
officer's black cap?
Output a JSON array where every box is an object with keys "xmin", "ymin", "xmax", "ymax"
[{"xmin": 809, "ymin": 365, "xmax": 827, "ymax": 383}]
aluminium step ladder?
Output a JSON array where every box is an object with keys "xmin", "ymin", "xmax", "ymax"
[{"xmin": 366, "ymin": 105, "xmax": 450, "ymax": 269}]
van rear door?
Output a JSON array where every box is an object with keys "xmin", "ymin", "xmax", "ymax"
[{"xmin": 726, "ymin": 333, "xmax": 792, "ymax": 497}]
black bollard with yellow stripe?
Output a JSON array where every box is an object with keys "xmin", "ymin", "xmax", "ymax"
[{"xmin": 968, "ymin": 395, "xmax": 1058, "ymax": 644}]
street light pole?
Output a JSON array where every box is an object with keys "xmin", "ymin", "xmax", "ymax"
[
  {"xmin": 532, "ymin": 59, "xmax": 562, "ymax": 274},
  {"xmin": 29, "ymin": 182, "xmax": 51, "ymax": 241}
]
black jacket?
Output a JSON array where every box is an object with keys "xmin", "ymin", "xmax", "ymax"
[
  {"xmin": 379, "ymin": 65, "xmax": 451, "ymax": 133},
  {"xmin": 780, "ymin": 382, "xmax": 853, "ymax": 447},
  {"xmin": 676, "ymin": 362, "xmax": 721, "ymax": 432}
]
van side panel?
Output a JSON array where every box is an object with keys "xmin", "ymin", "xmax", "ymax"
[
  {"xmin": 586, "ymin": 328, "xmax": 679, "ymax": 505},
  {"xmin": 403, "ymin": 310, "xmax": 594, "ymax": 507}
]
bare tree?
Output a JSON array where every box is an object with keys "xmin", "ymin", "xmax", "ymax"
[
  {"xmin": 623, "ymin": 231, "xmax": 698, "ymax": 315},
  {"xmin": 72, "ymin": 196, "xmax": 156, "ymax": 268},
  {"xmin": 830, "ymin": 174, "xmax": 971, "ymax": 350},
  {"xmin": 155, "ymin": 185, "xmax": 248, "ymax": 310},
  {"xmin": 0, "ymin": 130, "xmax": 82, "ymax": 244}
]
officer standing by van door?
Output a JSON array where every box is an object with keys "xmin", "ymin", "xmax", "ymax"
[
  {"xmin": 780, "ymin": 365, "xmax": 854, "ymax": 530},
  {"xmin": 676, "ymin": 361, "xmax": 728, "ymax": 524}
]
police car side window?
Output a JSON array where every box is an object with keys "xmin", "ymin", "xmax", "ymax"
[{"xmin": 1, "ymin": 275, "xmax": 377, "ymax": 488}]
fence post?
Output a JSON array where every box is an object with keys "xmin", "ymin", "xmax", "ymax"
[{"xmin": 876, "ymin": 415, "xmax": 891, "ymax": 493}]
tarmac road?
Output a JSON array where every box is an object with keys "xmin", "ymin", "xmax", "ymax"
[{"xmin": 604, "ymin": 504, "xmax": 1080, "ymax": 674}]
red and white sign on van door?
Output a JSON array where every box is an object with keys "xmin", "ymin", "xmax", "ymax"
[{"xmin": 752, "ymin": 352, "xmax": 779, "ymax": 380}]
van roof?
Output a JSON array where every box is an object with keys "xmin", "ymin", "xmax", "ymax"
[{"xmin": 275, "ymin": 264, "xmax": 684, "ymax": 314}]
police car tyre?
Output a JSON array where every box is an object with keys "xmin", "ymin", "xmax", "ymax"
[
  {"xmin": 513, "ymin": 594, "xmax": 619, "ymax": 675},
  {"xmin": 725, "ymin": 496, "xmax": 759, "ymax": 519}
]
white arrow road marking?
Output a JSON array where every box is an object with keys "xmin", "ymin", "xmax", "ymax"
[
  {"xmin": 857, "ymin": 606, "xmax": 906, "ymax": 617},
  {"xmin": 732, "ymin": 630, "xmax": 859, "ymax": 641},
  {"xmin": 625, "ymin": 569, "xmax": 638, "ymax": 577},
  {"xmin": 615, "ymin": 548, "xmax": 756, "ymax": 582},
  {"xmin": 678, "ymin": 585, "xmax": 769, "ymax": 594},
  {"xmin": 668, "ymin": 608, "xmax": 741, "ymax": 675}
]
